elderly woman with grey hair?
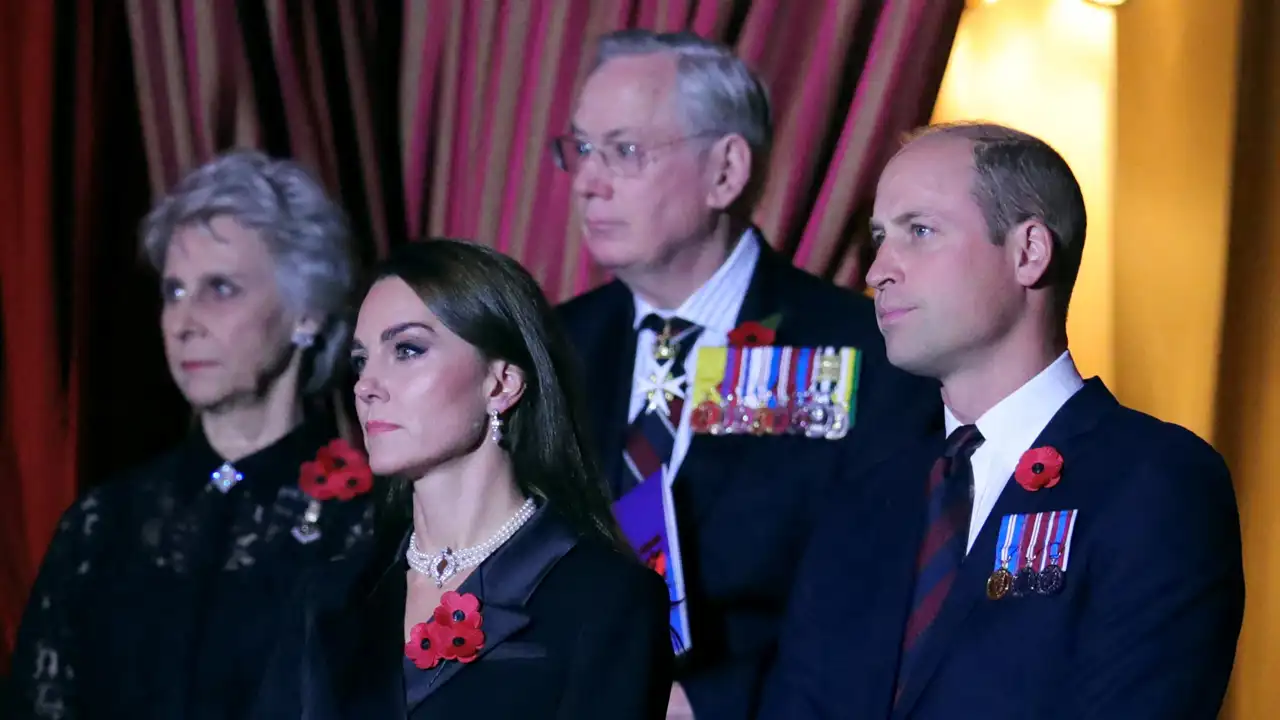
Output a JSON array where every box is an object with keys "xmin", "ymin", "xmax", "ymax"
[{"xmin": 6, "ymin": 150, "xmax": 375, "ymax": 720}]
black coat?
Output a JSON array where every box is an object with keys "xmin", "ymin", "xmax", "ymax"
[
  {"xmin": 5, "ymin": 418, "xmax": 375, "ymax": 719},
  {"xmin": 249, "ymin": 504, "xmax": 675, "ymax": 719}
]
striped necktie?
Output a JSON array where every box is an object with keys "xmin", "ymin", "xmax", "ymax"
[
  {"xmin": 617, "ymin": 314, "xmax": 702, "ymax": 495},
  {"xmin": 896, "ymin": 424, "xmax": 985, "ymax": 696}
]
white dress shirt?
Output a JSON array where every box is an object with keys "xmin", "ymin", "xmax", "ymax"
[
  {"xmin": 944, "ymin": 351, "xmax": 1086, "ymax": 552},
  {"xmin": 628, "ymin": 229, "xmax": 761, "ymax": 485}
]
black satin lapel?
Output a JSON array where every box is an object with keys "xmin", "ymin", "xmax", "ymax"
[
  {"xmin": 893, "ymin": 379, "xmax": 1119, "ymax": 717},
  {"xmin": 404, "ymin": 604, "xmax": 531, "ymax": 709},
  {"xmin": 405, "ymin": 506, "xmax": 577, "ymax": 711}
]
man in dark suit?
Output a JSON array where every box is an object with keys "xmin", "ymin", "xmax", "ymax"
[
  {"xmin": 760, "ymin": 122, "xmax": 1245, "ymax": 719},
  {"xmin": 553, "ymin": 30, "xmax": 940, "ymax": 719}
]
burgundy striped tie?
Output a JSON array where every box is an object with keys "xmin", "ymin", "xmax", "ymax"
[{"xmin": 896, "ymin": 424, "xmax": 984, "ymax": 697}]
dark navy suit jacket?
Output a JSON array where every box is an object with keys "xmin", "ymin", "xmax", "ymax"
[
  {"xmin": 557, "ymin": 239, "xmax": 941, "ymax": 719},
  {"xmin": 760, "ymin": 378, "xmax": 1245, "ymax": 719}
]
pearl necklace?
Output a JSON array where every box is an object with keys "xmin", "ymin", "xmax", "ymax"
[{"xmin": 406, "ymin": 497, "xmax": 537, "ymax": 588}]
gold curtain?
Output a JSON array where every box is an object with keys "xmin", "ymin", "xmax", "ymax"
[
  {"xmin": 1115, "ymin": 0, "xmax": 1279, "ymax": 715},
  {"xmin": 1216, "ymin": 0, "xmax": 1280, "ymax": 715}
]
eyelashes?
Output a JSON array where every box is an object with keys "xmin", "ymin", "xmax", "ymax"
[{"xmin": 348, "ymin": 341, "xmax": 427, "ymax": 376}]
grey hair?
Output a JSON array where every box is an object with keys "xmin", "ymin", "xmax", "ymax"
[
  {"xmin": 903, "ymin": 122, "xmax": 1087, "ymax": 322},
  {"xmin": 139, "ymin": 149, "xmax": 357, "ymax": 396},
  {"xmin": 592, "ymin": 29, "xmax": 773, "ymax": 209}
]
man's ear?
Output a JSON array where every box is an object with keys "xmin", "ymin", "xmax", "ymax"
[
  {"xmin": 705, "ymin": 133, "xmax": 753, "ymax": 211},
  {"xmin": 486, "ymin": 359, "xmax": 527, "ymax": 415},
  {"xmin": 1008, "ymin": 219, "xmax": 1055, "ymax": 289}
]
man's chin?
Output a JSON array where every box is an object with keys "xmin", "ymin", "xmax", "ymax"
[{"xmin": 884, "ymin": 343, "xmax": 936, "ymax": 378}]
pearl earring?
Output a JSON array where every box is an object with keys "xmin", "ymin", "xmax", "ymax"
[
  {"xmin": 488, "ymin": 409, "xmax": 504, "ymax": 444},
  {"xmin": 292, "ymin": 329, "xmax": 315, "ymax": 349}
]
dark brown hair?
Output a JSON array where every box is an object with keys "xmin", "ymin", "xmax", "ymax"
[{"xmin": 368, "ymin": 239, "xmax": 627, "ymax": 551}]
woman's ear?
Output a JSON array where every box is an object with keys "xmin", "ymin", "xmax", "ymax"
[
  {"xmin": 486, "ymin": 360, "xmax": 526, "ymax": 415},
  {"xmin": 292, "ymin": 314, "xmax": 322, "ymax": 346}
]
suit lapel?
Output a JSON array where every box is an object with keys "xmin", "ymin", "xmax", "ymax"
[
  {"xmin": 856, "ymin": 445, "xmax": 939, "ymax": 719},
  {"xmin": 578, "ymin": 282, "xmax": 638, "ymax": 499},
  {"xmin": 893, "ymin": 379, "xmax": 1119, "ymax": 717},
  {"xmin": 403, "ymin": 506, "xmax": 578, "ymax": 712}
]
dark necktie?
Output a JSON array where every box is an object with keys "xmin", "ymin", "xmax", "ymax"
[
  {"xmin": 617, "ymin": 314, "xmax": 702, "ymax": 495},
  {"xmin": 896, "ymin": 424, "xmax": 985, "ymax": 693}
]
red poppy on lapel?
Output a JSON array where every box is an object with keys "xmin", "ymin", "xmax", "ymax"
[
  {"xmin": 728, "ymin": 321, "xmax": 775, "ymax": 347},
  {"xmin": 299, "ymin": 438, "xmax": 374, "ymax": 501},
  {"xmin": 405, "ymin": 621, "xmax": 447, "ymax": 670},
  {"xmin": 437, "ymin": 621, "xmax": 486, "ymax": 663},
  {"xmin": 404, "ymin": 592, "xmax": 487, "ymax": 668},
  {"xmin": 727, "ymin": 312, "xmax": 782, "ymax": 347},
  {"xmin": 433, "ymin": 591, "xmax": 483, "ymax": 629},
  {"xmin": 1015, "ymin": 446, "xmax": 1064, "ymax": 491}
]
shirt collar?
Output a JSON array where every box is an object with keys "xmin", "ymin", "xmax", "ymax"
[
  {"xmin": 631, "ymin": 227, "xmax": 760, "ymax": 334},
  {"xmin": 944, "ymin": 351, "xmax": 1085, "ymax": 458}
]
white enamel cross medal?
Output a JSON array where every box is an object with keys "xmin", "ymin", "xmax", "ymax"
[{"xmin": 640, "ymin": 359, "xmax": 686, "ymax": 417}]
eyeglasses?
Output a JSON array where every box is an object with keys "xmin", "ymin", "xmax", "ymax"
[{"xmin": 549, "ymin": 132, "xmax": 720, "ymax": 178}]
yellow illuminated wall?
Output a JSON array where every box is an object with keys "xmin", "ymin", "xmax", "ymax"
[
  {"xmin": 931, "ymin": 0, "xmax": 1116, "ymax": 383},
  {"xmin": 1113, "ymin": 0, "xmax": 1241, "ymax": 442}
]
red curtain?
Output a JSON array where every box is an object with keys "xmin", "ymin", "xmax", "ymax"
[
  {"xmin": 0, "ymin": 0, "xmax": 171, "ymax": 667},
  {"xmin": 0, "ymin": 0, "xmax": 63, "ymax": 671},
  {"xmin": 127, "ymin": 0, "xmax": 964, "ymax": 293},
  {"xmin": 1, "ymin": 0, "xmax": 965, "ymax": 667}
]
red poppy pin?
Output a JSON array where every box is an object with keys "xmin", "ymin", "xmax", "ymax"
[
  {"xmin": 292, "ymin": 438, "xmax": 374, "ymax": 545},
  {"xmin": 405, "ymin": 591, "xmax": 486, "ymax": 669},
  {"xmin": 1015, "ymin": 446, "xmax": 1064, "ymax": 492},
  {"xmin": 299, "ymin": 438, "xmax": 374, "ymax": 502},
  {"xmin": 727, "ymin": 313, "xmax": 782, "ymax": 347}
]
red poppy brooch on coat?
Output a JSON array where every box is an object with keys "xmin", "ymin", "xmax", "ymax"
[
  {"xmin": 727, "ymin": 313, "xmax": 782, "ymax": 347},
  {"xmin": 1014, "ymin": 446, "xmax": 1064, "ymax": 492},
  {"xmin": 405, "ymin": 591, "xmax": 486, "ymax": 669},
  {"xmin": 291, "ymin": 438, "xmax": 374, "ymax": 544}
]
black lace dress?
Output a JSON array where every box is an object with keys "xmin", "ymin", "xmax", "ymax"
[{"xmin": 5, "ymin": 418, "xmax": 376, "ymax": 719}]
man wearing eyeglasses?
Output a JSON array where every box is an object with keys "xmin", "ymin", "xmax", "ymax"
[{"xmin": 554, "ymin": 29, "xmax": 940, "ymax": 720}]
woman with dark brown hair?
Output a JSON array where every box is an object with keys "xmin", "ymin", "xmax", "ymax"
[{"xmin": 251, "ymin": 239, "xmax": 673, "ymax": 719}]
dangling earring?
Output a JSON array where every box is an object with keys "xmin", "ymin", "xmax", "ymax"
[
  {"xmin": 488, "ymin": 409, "xmax": 504, "ymax": 444},
  {"xmin": 292, "ymin": 329, "xmax": 315, "ymax": 349}
]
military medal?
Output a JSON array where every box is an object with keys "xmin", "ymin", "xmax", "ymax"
[
  {"xmin": 639, "ymin": 359, "xmax": 685, "ymax": 417},
  {"xmin": 1037, "ymin": 509, "xmax": 1075, "ymax": 596},
  {"xmin": 988, "ymin": 515, "xmax": 1020, "ymax": 600},
  {"xmin": 1011, "ymin": 565, "xmax": 1041, "ymax": 597},
  {"xmin": 1011, "ymin": 513, "xmax": 1047, "ymax": 598},
  {"xmin": 826, "ymin": 401, "xmax": 850, "ymax": 440},
  {"xmin": 688, "ymin": 343, "xmax": 861, "ymax": 439},
  {"xmin": 991, "ymin": 509, "xmax": 1077, "ymax": 600},
  {"xmin": 986, "ymin": 566, "xmax": 1014, "ymax": 600},
  {"xmin": 1038, "ymin": 549, "xmax": 1065, "ymax": 596},
  {"xmin": 691, "ymin": 400, "xmax": 724, "ymax": 434},
  {"xmin": 653, "ymin": 321, "xmax": 680, "ymax": 363}
]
